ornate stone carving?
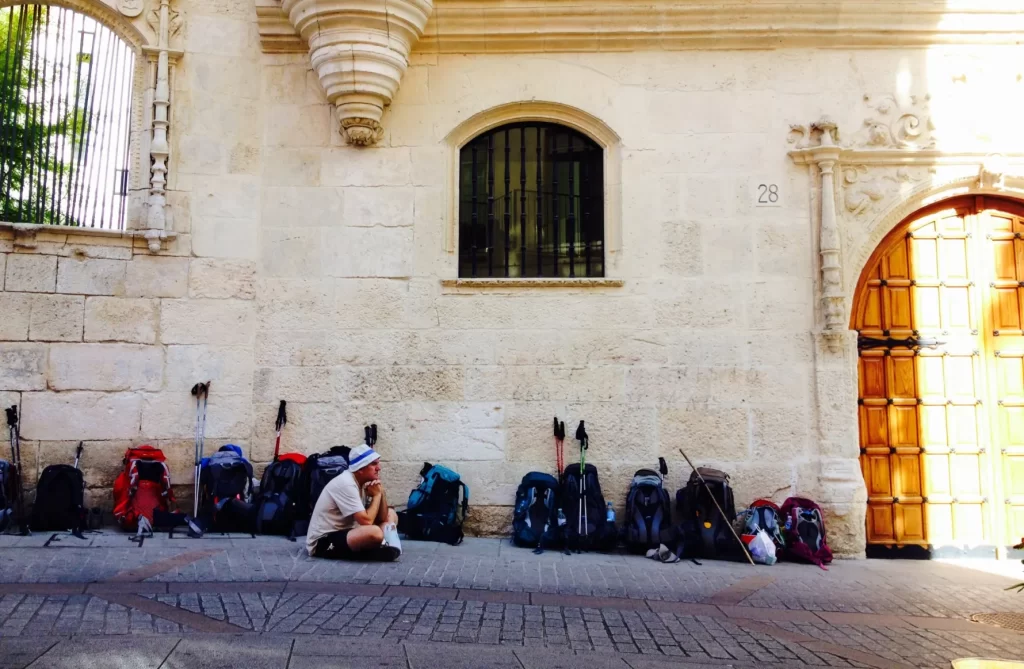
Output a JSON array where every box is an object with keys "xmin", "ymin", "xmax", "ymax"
[
  {"xmin": 146, "ymin": 2, "xmax": 182, "ymax": 37},
  {"xmin": 281, "ymin": 0, "xmax": 433, "ymax": 146},
  {"xmin": 117, "ymin": 0, "xmax": 144, "ymax": 18},
  {"xmin": 841, "ymin": 165, "xmax": 930, "ymax": 218},
  {"xmin": 978, "ymin": 153, "xmax": 1008, "ymax": 190},
  {"xmin": 852, "ymin": 94, "xmax": 934, "ymax": 149},
  {"xmin": 144, "ymin": 0, "xmax": 175, "ymax": 253}
]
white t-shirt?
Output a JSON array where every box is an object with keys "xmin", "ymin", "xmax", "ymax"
[{"xmin": 306, "ymin": 470, "xmax": 368, "ymax": 555}]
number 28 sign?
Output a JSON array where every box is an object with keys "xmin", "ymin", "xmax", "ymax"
[{"xmin": 753, "ymin": 182, "xmax": 782, "ymax": 208}]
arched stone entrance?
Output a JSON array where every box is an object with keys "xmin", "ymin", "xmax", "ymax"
[{"xmin": 852, "ymin": 195, "xmax": 1024, "ymax": 558}]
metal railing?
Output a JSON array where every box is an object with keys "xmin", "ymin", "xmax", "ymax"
[
  {"xmin": 0, "ymin": 4, "xmax": 135, "ymax": 229},
  {"xmin": 460, "ymin": 189, "xmax": 604, "ymax": 279}
]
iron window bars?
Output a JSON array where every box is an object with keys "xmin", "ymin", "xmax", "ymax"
[
  {"xmin": 0, "ymin": 4, "xmax": 135, "ymax": 230},
  {"xmin": 458, "ymin": 122, "xmax": 604, "ymax": 278}
]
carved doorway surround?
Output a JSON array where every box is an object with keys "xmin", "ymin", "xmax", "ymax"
[{"xmin": 789, "ymin": 97, "xmax": 1024, "ymax": 558}]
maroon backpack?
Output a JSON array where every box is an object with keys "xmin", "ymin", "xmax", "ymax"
[{"xmin": 780, "ymin": 497, "xmax": 833, "ymax": 569}]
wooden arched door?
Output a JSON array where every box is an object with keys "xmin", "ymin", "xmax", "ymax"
[{"xmin": 853, "ymin": 195, "xmax": 1024, "ymax": 557}]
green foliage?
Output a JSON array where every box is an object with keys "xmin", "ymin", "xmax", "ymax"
[{"xmin": 0, "ymin": 6, "xmax": 90, "ymax": 225}]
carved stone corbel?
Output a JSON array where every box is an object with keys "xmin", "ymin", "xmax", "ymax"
[
  {"xmin": 789, "ymin": 117, "xmax": 846, "ymax": 352},
  {"xmin": 281, "ymin": 0, "xmax": 433, "ymax": 146}
]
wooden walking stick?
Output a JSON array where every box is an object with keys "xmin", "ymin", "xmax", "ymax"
[{"xmin": 678, "ymin": 448, "xmax": 755, "ymax": 566}]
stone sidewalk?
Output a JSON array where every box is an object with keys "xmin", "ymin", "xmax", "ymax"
[{"xmin": 1, "ymin": 532, "xmax": 1024, "ymax": 668}]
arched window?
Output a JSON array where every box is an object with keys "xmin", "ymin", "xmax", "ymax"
[
  {"xmin": 0, "ymin": 4, "xmax": 136, "ymax": 229},
  {"xmin": 459, "ymin": 122, "xmax": 604, "ymax": 278}
]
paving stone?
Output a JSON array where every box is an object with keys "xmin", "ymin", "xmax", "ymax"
[
  {"xmin": 162, "ymin": 636, "xmax": 291, "ymax": 669},
  {"xmin": 28, "ymin": 636, "xmax": 179, "ymax": 668}
]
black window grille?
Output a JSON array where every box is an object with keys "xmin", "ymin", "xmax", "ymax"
[
  {"xmin": 459, "ymin": 122, "xmax": 604, "ymax": 278},
  {"xmin": 0, "ymin": 5, "xmax": 136, "ymax": 229}
]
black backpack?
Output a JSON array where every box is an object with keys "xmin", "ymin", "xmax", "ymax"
[
  {"xmin": 512, "ymin": 472, "xmax": 560, "ymax": 550},
  {"xmin": 199, "ymin": 446, "xmax": 254, "ymax": 530},
  {"xmin": 302, "ymin": 446, "xmax": 350, "ymax": 517},
  {"xmin": 559, "ymin": 463, "xmax": 616, "ymax": 551},
  {"xmin": 624, "ymin": 463, "xmax": 672, "ymax": 553},
  {"xmin": 676, "ymin": 467, "xmax": 737, "ymax": 560},
  {"xmin": 397, "ymin": 462, "xmax": 469, "ymax": 545},
  {"xmin": 31, "ymin": 443, "xmax": 86, "ymax": 533},
  {"xmin": 255, "ymin": 458, "xmax": 304, "ymax": 536},
  {"xmin": 1, "ymin": 459, "xmax": 16, "ymax": 532}
]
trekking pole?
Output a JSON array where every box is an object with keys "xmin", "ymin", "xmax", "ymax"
[
  {"xmin": 576, "ymin": 421, "xmax": 588, "ymax": 537},
  {"xmin": 5, "ymin": 406, "xmax": 28, "ymax": 535},
  {"xmin": 553, "ymin": 417, "xmax": 565, "ymax": 475},
  {"xmin": 191, "ymin": 382, "xmax": 210, "ymax": 519},
  {"xmin": 273, "ymin": 401, "xmax": 287, "ymax": 462},
  {"xmin": 74, "ymin": 441, "xmax": 83, "ymax": 469},
  {"xmin": 678, "ymin": 447, "xmax": 755, "ymax": 566}
]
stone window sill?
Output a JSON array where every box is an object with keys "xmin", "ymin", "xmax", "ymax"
[
  {"xmin": 0, "ymin": 221, "xmax": 176, "ymax": 251},
  {"xmin": 441, "ymin": 278, "xmax": 625, "ymax": 293}
]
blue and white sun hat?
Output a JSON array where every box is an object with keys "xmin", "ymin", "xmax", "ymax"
[{"xmin": 347, "ymin": 444, "xmax": 381, "ymax": 472}]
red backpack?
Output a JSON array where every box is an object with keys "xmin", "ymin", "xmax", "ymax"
[
  {"xmin": 780, "ymin": 496, "xmax": 833, "ymax": 569},
  {"xmin": 112, "ymin": 446, "xmax": 174, "ymax": 531}
]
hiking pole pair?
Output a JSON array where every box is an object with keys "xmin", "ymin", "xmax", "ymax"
[
  {"xmin": 5, "ymin": 405, "xmax": 28, "ymax": 535},
  {"xmin": 272, "ymin": 401, "xmax": 287, "ymax": 462},
  {"xmin": 678, "ymin": 447, "xmax": 755, "ymax": 566},
  {"xmin": 553, "ymin": 417, "xmax": 565, "ymax": 475},
  {"xmin": 191, "ymin": 382, "xmax": 211, "ymax": 520}
]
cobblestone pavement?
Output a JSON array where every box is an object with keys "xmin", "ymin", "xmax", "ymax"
[{"xmin": 1, "ymin": 532, "xmax": 1024, "ymax": 668}]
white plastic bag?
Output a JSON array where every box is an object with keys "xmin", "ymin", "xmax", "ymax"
[{"xmin": 748, "ymin": 529, "xmax": 777, "ymax": 565}]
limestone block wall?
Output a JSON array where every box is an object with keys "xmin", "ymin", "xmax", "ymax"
[{"xmin": 3, "ymin": 0, "xmax": 1021, "ymax": 555}]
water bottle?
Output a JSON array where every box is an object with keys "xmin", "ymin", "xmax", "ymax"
[
  {"xmin": 606, "ymin": 502, "xmax": 615, "ymax": 524},
  {"xmin": 557, "ymin": 508, "xmax": 566, "ymax": 527},
  {"xmin": 784, "ymin": 515, "xmax": 793, "ymax": 531}
]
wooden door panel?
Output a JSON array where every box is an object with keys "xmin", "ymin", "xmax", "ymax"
[
  {"xmin": 893, "ymin": 454, "xmax": 923, "ymax": 497},
  {"xmin": 996, "ymin": 355, "xmax": 1024, "ymax": 399},
  {"xmin": 917, "ymin": 356, "xmax": 946, "ymax": 397},
  {"xmin": 895, "ymin": 504, "xmax": 926, "ymax": 543},
  {"xmin": 863, "ymin": 454, "xmax": 893, "ymax": 497},
  {"xmin": 942, "ymin": 238, "xmax": 969, "ymax": 280},
  {"xmin": 860, "ymin": 287, "xmax": 883, "ymax": 330},
  {"xmin": 885, "ymin": 241, "xmax": 911, "ymax": 279},
  {"xmin": 951, "ymin": 454, "xmax": 984, "ymax": 496},
  {"xmin": 1005, "ymin": 456, "xmax": 1024, "ymax": 496},
  {"xmin": 944, "ymin": 287, "xmax": 973, "ymax": 331},
  {"xmin": 887, "ymin": 354, "xmax": 917, "ymax": 398},
  {"xmin": 1004, "ymin": 407, "xmax": 1024, "ymax": 449},
  {"xmin": 912, "ymin": 237, "xmax": 939, "ymax": 279},
  {"xmin": 927, "ymin": 503, "xmax": 954, "ymax": 544},
  {"xmin": 889, "ymin": 406, "xmax": 919, "ymax": 449},
  {"xmin": 923, "ymin": 453, "xmax": 952, "ymax": 496},
  {"xmin": 919, "ymin": 406, "xmax": 948, "ymax": 447},
  {"xmin": 945, "ymin": 355, "xmax": 979, "ymax": 399},
  {"xmin": 954, "ymin": 503, "xmax": 986, "ymax": 544},
  {"xmin": 860, "ymin": 406, "xmax": 889, "ymax": 449},
  {"xmin": 886, "ymin": 286, "xmax": 915, "ymax": 331},
  {"xmin": 948, "ymin": 406, "xmax": 980, "ymax": 449},
  {"xmin": 868, "ymin": 505, "xmax": 895, "ymax": 543},
  {"xmin": 913, "ymin": 286, "xmax": 941, "ymax": 331},
  {"xmin": 860, "ymin": 355, "xmax": 886, "ymax": 398}
]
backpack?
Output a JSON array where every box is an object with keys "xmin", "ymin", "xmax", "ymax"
[
  {"xmin": 112, "ymin": 445, "xmax": 174, "ymax": 532},
  {"xmin": 780, "ymin": 496, "xmax": 833, "ymax": 568},
  {"xmin": 302, "ymin": 446, "xmax": 351, "ymax": 517},
  {"xmin": 0, "ymin": 459, "xmax": 13, "ymax": 532},
  {"xmin": 559, "ymin": 463, "xmax": 616, "ymax": 551},
  {"xmin": 676, "ymin": 467, "xmax": 737, "ymax": 560},
  {"xmin": 398, "ymin": 462, "xmax": 468, "ymax": 545},
  {"xmin": 198, "ymin": 445, "xmax": 254, "ymax": 531},
  {"xmin": 512, "ymin": 472, "xmax": 560, "ymax": 550},
  {"xmin": 624, "ymin": 467, "xmax": 672, "ymax": 553},
  {"xmin": 255, "ymin": 455, "xmax": 306, "ymax": 536},
  {"xmin": 737, "ymin": 499, "xmax": 786, "ymax": 554},
  {"xmin": 31, "ymin": 443, "xmax": 86, "ymax": 533}
]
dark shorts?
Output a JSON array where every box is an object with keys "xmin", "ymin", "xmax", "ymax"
[{"xmin": 312, "ymin": 529, "xmax": 357, "ymax": 560}]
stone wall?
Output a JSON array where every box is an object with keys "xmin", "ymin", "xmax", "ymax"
[{"xmin": 3, "ymin": 0, "xmax": 1023, "ymax": 554}]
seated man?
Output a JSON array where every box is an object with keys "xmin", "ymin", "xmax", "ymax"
[{"xmin": 306, "ymin": 444, "xmax": 400, "ymax": 561}]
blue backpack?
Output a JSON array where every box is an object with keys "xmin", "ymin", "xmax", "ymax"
[
  {"xmin": 398, "ymin": 462, "xmax": 469, "ymax": 545},
  {"xmin": 512, "ymin": 472, "xmax": 560, "ymax": 552},
  {"xmin": 199, "ymin": 445, "xmax": 254, "ymax": 530}
]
